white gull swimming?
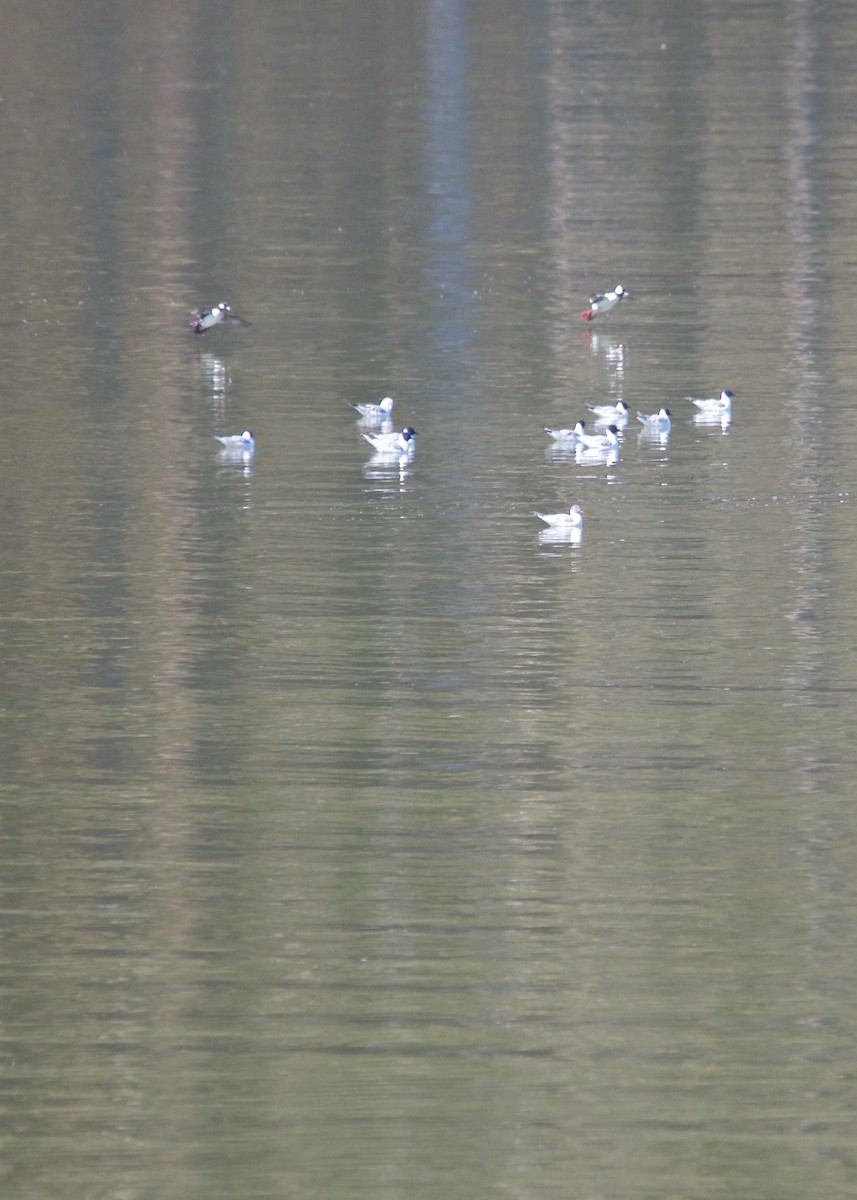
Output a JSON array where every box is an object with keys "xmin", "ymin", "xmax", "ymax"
[
  {"xmin": 362, "ymin": 426, "xmax": 417, "ymax": 456},
  {"xmin": 215, "ymin": 430, "xmax": 255, "ymax": 452},
  {"xmin": 636, "ymin": 407, "xmax": 671, "ymax": 430},
  {"xmin": 346, "ymin": 396, "xmax": 395, "ymax": 424},
  {"xmin": 585, "ymin": 400, "xmax": 630, "ymax": 423},
  {"xmin": 534, "ymin": 504, "xmax": 583, "ymax": 530},
  {"xmin": 686, "ymin": 389, "xmax": 733, "ymax": 417},
  {"xmin": 575, "ymin": 423, "xmax": 620, "ymax": 451},
  {"xmin": 545, "ymin": 422, "xmax": 585, "ymax": 444}
]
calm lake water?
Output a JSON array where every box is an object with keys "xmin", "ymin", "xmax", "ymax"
[{"xmin": 3, "ymin": 2, "xmax": 857, "ymax": 1198}]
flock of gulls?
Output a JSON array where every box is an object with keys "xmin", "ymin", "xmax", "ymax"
[
  {"xmin": 194, "ymin": 288, "xmax": 734, "ymax": 537},
  {"xmin": 536, "ymin": 283, "xmax": 733, "ymax": 542}
]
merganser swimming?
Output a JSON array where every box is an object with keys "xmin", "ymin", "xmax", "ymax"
[
  {"xmin": 580, "ymin": 284, "xmax": 630, "ymax": 321},
  {"xmin": 190, "ymin": 302, "xmax": 251, "ymax": 334}
]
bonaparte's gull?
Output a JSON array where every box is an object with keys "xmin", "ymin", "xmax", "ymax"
[
  {"xmin": 215, "ymin": 430, "xmax": 255, "ymax": 451},
  {"xmin": 586, "ymin": 400, "xmax": 630, "ymax": 423},
  {"xmin": 575, "ymin": 423, "xmax": 620, "ymax": 451},
  {"xmin": 534, "ymin": 504, "xmax": 583, "ymax": 530},
  {"xmin": 346, "ymin": 396, "xmax": 395, "ymax": 423},
  {"xmin": 362, "ymin": 426, "xmax": 417, "ymax": 455},
  {"xmin": 636, "ymin": 407, "xmax": 671, "ymax": 430},
  {"xmin": 545, "ymin": 422, "xmax": 585, "ymax": 443},
  {"xmin": 190, "ymin": 302, "xmax": 251, "ymax": 334},
  {"xmin": 686, "ymin": 389, "xmax": 733, "ymax": 416},
  {"xmin": 580, "ymin": 284, "xmax": 631, "ymax": 321}
]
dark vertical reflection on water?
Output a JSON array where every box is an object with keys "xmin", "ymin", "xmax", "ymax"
[
  {"xmin": 781, "ymin": 0, "xmax": 832, "ymax": 729},
  {"xmin": 422, "ymin": 0, "xmax": 475, "ymax": 392}
]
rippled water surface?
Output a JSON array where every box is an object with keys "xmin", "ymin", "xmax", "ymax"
[{"xmin": 3, "ymin": 3, "xmax": 857, "ymax": 1198}]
